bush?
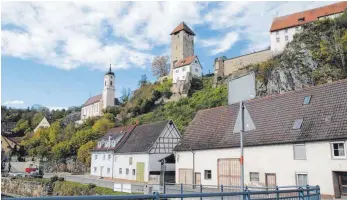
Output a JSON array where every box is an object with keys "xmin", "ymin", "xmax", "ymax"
[
  {"xmin": 50, "ymin": 176, "xmax": 59, "ymax": 183},
  {"xmin": 58, "ymin": 177, "xmax": 65, "ymax": 182},
  {"xmin": 88, "ymin": 183, "xmax": 96, "ymax": 189}
]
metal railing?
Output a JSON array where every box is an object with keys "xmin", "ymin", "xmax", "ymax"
[{"xmin": 4, "ymin": 185, "xmax": 320, "ymax": 200}]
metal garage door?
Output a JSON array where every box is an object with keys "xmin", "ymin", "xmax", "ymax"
[
  {"xmin": 179, "ymin": 169, "xmax": 193, "ymax": 184},
  {"xmin": 218, "ymin": 158, "xmax": 240, "ymax": 186}
]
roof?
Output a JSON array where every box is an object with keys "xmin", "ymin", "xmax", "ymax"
[
  {"xmin": 270, "ymin": 2, "xmax": 347, "ymax": 32},
  {"xmin": 174, "ymin": 79, "xmax": 347, "ymax": 151},
  {"xmin": 93, "ymin": 125, "xmax": 136, "ymax": 152},
  {"xmin": 117, "ymin": 121, "xmax": 169, "ymax": 153},
  {"xmin": 84, "ymin": 94, "xmax": 102, "ymax": 106},
  {"xmin": 174, "ymin": 55, "xmax": 196, "ymax": 68},
  {"xmin": 105, "ymin": 64, "xmax": 115, "ymax": 76},
  {"xmin": 170, "ymin": 22, "xmax": 195, "ymax": 35}
]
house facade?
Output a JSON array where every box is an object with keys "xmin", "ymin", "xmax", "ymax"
[
  {"xmin": 91, "ymin": 120, "xmax": 181, "ymax": 183},
  {"xmin": 172, "ymin": 55, "xmax": 202, "ymax": 84},
  {"xmin": 174, "ymin": 80, "xmax": 347, "ymax": 198},
  {"xmin": 270, "ymin": 2, "xmax": 347, "ymax": 53}
]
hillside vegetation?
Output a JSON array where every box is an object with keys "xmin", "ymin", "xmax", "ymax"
[{"xmin": 6, "ymin": 12, "xmax": 347, "ymax": 167}]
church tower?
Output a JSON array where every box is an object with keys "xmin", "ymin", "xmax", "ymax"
[
  {"xmin": 170, "ymin": 22, "xmax": 195, "ymax": 77},
  {"xmin": 102, "ymin": 64, "xmax": 115, "ymax": 109}
]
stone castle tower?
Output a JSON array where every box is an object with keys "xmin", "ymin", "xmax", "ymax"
[
  {"xmin": 102, "ymin": 64, "xmax": 115, "ymax": 109},
  {"xmin": 170, "ymin": 22, "xmax": 195, "ymax": 77}
]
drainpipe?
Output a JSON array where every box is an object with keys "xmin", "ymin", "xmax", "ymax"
[{"xmin": 191, "ymin": 149, "xmax": 195, "ymax": 187}]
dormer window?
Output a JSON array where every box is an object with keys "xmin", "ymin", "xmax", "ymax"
[
  {"xmin": 298, "ymin": 17, "xmax": 305, "ymax": 22},
  {"xmin": 98, "ymin": 142, "xmax": 102, "ymax": 148},
  {"xmin": 112, "ymin": 141, "xmax": 116, "ymax": 147}
]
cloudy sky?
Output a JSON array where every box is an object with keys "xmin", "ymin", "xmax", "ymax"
[{"xmin": 1, "ymin": 1, "xmax": 335, "ymax": 109}]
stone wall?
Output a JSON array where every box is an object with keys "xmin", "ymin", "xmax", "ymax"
[{"xmin": 1, "ymin": 177, "xmax": 51, "ymax": 197}]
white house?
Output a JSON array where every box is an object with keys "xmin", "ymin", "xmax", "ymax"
[
  {"xmin": 172, "ymin": 55, "xmax": 202, "ymax": 84},
  {"xmin": 91, "ymin": 120, "xmax": 181, "ymax": 183},
  {"xmin": 79, "ymin": 65, "xmax": 119, "ymax": 121},
  {"xmin": 174, "ymin": 79, "xmax": 347, "ymax": 199},
  {"xmin": 270, "ymin": 2, "xmax": 347, "ymax": 53},
  {"xmin": 34, "ymin": 116, "xmax": 51, "ymax": 133}
]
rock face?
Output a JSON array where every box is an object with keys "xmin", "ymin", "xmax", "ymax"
[{"xmin": 41, "ymin": 157, "xmax": 89, "ymax": 174}]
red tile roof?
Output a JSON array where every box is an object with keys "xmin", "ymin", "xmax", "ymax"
[
  {"xmin": 84, "ymin": 94, "xmax": 102, "ymax": 106},
  {"xmin": 174, "ymin": 55, "xmax": 196, "ymax": 68},
  {"xmin": 170, "ymin": 22, "xmax": 195, "ymax": 35},
  {"xmin": 270, "ymin": 2, "xmax": 347, "ymax": 32}
]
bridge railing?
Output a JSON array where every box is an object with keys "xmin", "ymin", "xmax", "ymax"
[{"xmin": 4, "ymin": 185, "xmax": 320, "ymax": 200}]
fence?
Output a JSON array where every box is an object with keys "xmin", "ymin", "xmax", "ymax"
[{"xmin": 4, "ymin": 185, "xmax": 320, "ymax": 200}]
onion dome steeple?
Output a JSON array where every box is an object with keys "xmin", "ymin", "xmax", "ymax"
[{"xmin": 105, "ymin": 64, "xmax": 115, "ymax": 75}]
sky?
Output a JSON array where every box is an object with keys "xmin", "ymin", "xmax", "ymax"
[{"xmin": 1, "ymin": 1, "xmax": 336, "ymax": 110}]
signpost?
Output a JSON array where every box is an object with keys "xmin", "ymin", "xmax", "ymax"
[{"xmin": 228, "ymin": 72, "xmax": 256, "ymax": 192}]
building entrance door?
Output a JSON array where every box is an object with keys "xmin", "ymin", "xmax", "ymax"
[
  {"xmin": 195, "ymin": 172, "xmax": 201, "ymax": 185},
  {"xmin": 265, "ymin": 173, "xmax": 276, "ymax": 188},
  {"xmin": 100, "ymin": 166, "xmax": 104, "ymax": 177},
  {"xmin": 339, "ymin": 173, "xmax": 347, "ymax": 196},
  {"xmin": 136, "ymin": 162, "xmax": 145, "ymax": 182}
]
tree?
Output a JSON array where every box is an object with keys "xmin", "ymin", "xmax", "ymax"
[
  {"xmin": 48, "ymin": 121, "xmax": 62, "ymax": 145},
  {"xmin": 92, "ymin": 117, "xmax": 114, "ymax": 134},
  {"xmin": 13, "ymin": 119, "xmax": 30, "ymax": 133},
  {"xmin": 52, "ymin": 141, "xmax": 71, "ymax": 159},
  {"xmin": 32, "ymin": 112, "xmax": 45, "ymax": 128},
  {"xmin": 138, "ymin": 74, "xmax": 148, "ymax": 86},
  {"xmin": 120, "ymin": 88, "xmax": 132, "ymax": 103},
  {"xmin": 151, "ymin": 55, "xmax": 170, "ymax": 78},
  {"xmin": 77, "ymin": 141, "xmax": 96, "ymax": 166}
]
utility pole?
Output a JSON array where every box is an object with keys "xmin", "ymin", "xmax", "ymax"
[{"xmin": 240, "ymin": 101, "xmax": 245, "ymax": 192}]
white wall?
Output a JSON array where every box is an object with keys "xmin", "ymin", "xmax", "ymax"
[
  {"xmin": 113, "ymin": 153, "xmax": 149, "ymax": 182},
  {"xmin": 102, "ymin": 74, "xmax": 115, "ymax": 109},
  {"xmin": 91, "ymin": 151, "xmax": 114, "ymax": 178},
  {"xmin": 173, "ymin": 65, "xmax": 191, "ymax": 83},
  {"xmin": 190, "ymin": 61, "xmax": 202, "ymax": 78},
  {"xmin": 270, "ymin": 26, "xmax": 300, "ymax": 53},
  {"xmin": 175, "ymin": 140, "xmax": 347, "ymax": 195},
  {"xmin": 81, "ymin": 102, "xmax": 101, "ymax": 120}
]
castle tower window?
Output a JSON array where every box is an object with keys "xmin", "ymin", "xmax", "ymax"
[{"xmin": 111, "ymin": 81, "xmax": 112, "ymax": 86}]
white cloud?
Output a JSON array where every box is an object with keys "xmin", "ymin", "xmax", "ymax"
[
  {"xmin": 2, "ymin": 100, "xmax": 24, "ymax": 105},
  {"xmin": 200, "ymin": 32, "xmax": 239, "ymax": 55},
  {"xmin": 1, "ymin": 1, "xmax": 206, "ymax": 71}
]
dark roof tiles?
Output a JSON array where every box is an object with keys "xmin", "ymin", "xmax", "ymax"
[{"xmin": 174, "ymin": 79, "xmax": 347, "ymax": 151}]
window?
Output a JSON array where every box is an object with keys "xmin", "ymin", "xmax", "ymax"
[
  {"xmin": 103, "ymin": 155, "xmax": 106, "ymax": 160},
  {"xmin": 195, "ymin": 68, "xmax": 198, "ymax": 72},
  {"xmin": 204, "ymin": 170, "xmax": 212, "ymax": 180},
  {"xmin": 108, "ymin": 155, "xmax": 111, "ymax": 160},
  {"xmin": 107, "ymin": 168, "xmax": 110, "ymax": 174},
  {"xmin": 276, "ymin": 38, "xmax": 280, "ymax": 42},
  {"xmin": 126, "ymin": 168, "xmax": 129, "ymax": 175},
  {"xmin": 129, "ymin": 157, "xmax": 133, "ymax": 165},
  {"xmin": 119, "ymin": 168, "xmax": 122, "ymax": 174},
  {"xmin": 285, "ymin": 36, "xmax": 289, "ymax": 41},
  {"xmin": 195, "ymin": 60, "xmax": 198, "ymax": 64},
  {"xmin": 296, "ymin": 173, "xmax": 308, "ymax": 186},
  {"xmin": 285, "ymin": 29, "xmax": 288, "ymax": 34},
  {"xmin": 177, "ymin": 34, "xmax": 179, "ymax": 38},
  {"xmin": 94, "ymin": 167, "xmax": 97, "ymax": 172},
  {"xmin": 176, "ymin": 154, "xmax": 180, "ymax": 163},
  {"xmin": 98, "ymin": 142, "xmax": 101, "ymax": 148},
  {"xmin": 298, "ymin": 17, "xmax": 305, "ymax": 22},
  {"xmin": 250, "ymin": 172, "xmax": 259, "ymax": 182},
  {"xmin": 176, "ymin": 70, "xmax": 179, "ymax": 73},
  {"xmin": 182, "ymin": 67, "xmax": 186, "ymax": 71},
  {"xmin": 293, "ymin": 119, "xmax": 303, "ymax": 129},
  {"xmin": 110, "ymin": 81, "xmax": 112, "ymax": 86},
  {"xmin": 95, "ymin": 155, "xmax": 98, "ymax": 160},
  {"xmin": 276, "ymin": 31, "xmax": 279, "ymax": 35},
  {"xmin": 303, "ymin": 96, "xmax": 311, "ymax": 105},
  {"xmin": 114, "ymin": 156, "xmax": 117, "ymax": 162},
  {"xmin": 182, "ymin": 76, "xmax": 185, "ymax": 79},
  {"xmin": 293, "ymin": 144, "xmax": 306, "ymax": 160},
  {"xmin": 331, "ymin": 142, "xmax": 346, "ymax": 158}
]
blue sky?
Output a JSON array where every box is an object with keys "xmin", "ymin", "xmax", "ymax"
[{"xmin": 1, "ymin": 1, "xmax": 334, "ymax": 109}]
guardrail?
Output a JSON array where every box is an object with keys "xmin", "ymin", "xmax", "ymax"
[{"xmin": 4, "ymin": 185, "xmax": 320, "ymax": 200}]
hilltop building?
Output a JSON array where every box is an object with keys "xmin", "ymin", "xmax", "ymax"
[
  {"xmin": 213, "ymin": 2, "xmax": 347, "ymax": 80},
  {"xmin": 80, "ymin": 65, "xmax": 118, "ymax": 121},
  {"xmin": 174, "ymin": 79, "xmax": 347, "ymax": 198},
  {"xmin": 170, "ymin": 22, "xmax": 202, "ymax": 94},
  {"xmin": 270, "ymin": 2, "xmax": 347, "ymax": 53}
]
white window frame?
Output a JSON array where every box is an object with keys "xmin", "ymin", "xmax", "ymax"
[
  {"xmin": 330, "ymin": 141, "xmax": 346, "ymax": 159},
  {"xmin": 285, "ymin": 35, "xmax": 289, "ymax": 41},
  {"xmin": 295, "ymin": 173, "xmax": 308, "ymax": 186},
  {"xmin": 95, "ymin": 155, "xmax": 98, "ymax": 160},
  {"xmin": 132, "ymin": 169, "xmax": 136, "ymax": 176},
  {"xmin": 250, "ymin": 172, "xmax": 259, "ymax": 182},
  {"xmin": 204, "ymin": 170, "xmax": 212, "ymax": 180},
  {"xmin": 276, "ymin": 37, "xmax": 280, "ymax": 43},
  {"xmin": 107, "ymin": 168, "xmax": 110, "ymax": 174},
  {"xmin": 108, "ymin": 155, "xmax": 111, "ymax": 160},
  {"xmin": 293, "ymin": 144, "xmax": 306, "ymax": 160}
]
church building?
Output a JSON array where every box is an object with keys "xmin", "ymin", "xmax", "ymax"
[
  {"xmin": 80, "ymin": 65, "xmax": 117, "ymax": 120},
  {"xmin": 170, "ymin": 22, "xmax": 202, "ymax": 85}
]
